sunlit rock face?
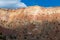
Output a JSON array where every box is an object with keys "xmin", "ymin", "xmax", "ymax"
[{"xmin": 0, "ymin": 6, "xmax": 60, "ymax": 40}]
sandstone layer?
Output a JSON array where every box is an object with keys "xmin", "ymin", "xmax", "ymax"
[{"xmin": 0, "ymin": 6, "xmax": 60, "ymax": 40}]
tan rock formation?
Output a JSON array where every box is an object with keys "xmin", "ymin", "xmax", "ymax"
[{"xmin": 0, "ymin": 6, "xmax": 60, "ymax": 40}]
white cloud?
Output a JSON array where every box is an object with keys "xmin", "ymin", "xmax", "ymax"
[
  {"xmin": 17, "ymin": 2, "xmax": 27, "ymax": 8},
  {"xmin": 0, "ymin": 0, "xmax": 27, "ymax": 9}
]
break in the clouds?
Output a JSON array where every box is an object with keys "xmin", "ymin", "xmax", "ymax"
[{"xmin": 0, "ymin": 0, "xmax": 27, "ymax": 9}]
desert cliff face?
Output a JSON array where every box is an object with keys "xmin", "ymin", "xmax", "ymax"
[{"xmin": 0, "ymin": 6, "xmax": 60, "ymax": 40}]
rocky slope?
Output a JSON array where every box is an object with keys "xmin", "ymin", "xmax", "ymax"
[{"xmin": 0, "ymin": 6, "xmax": 60, "ymax": 40}]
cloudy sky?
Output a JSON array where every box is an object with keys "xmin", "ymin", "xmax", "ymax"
[
  {"xmin": 0, "ymin": 0, "xmax": 27, "ymax": 9},
  {"xmin": 0, "ymin": 0, "xmax": 60, "ymax": 9}
]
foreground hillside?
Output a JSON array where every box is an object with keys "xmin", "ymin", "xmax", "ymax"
[{"xmin": 0, "ymin": 6, "xmax": 60, "ymax": 40}]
